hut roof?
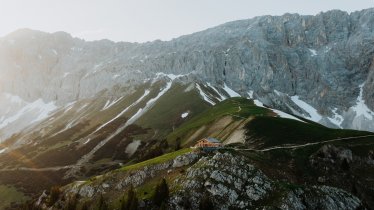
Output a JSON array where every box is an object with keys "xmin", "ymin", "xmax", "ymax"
[{"xmin": 205, "ymin": 137, "xmax": 220, "ymax": 143}]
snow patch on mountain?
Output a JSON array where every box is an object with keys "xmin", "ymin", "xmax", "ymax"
[
  {"xmin": 206, "ymin": 82, "xmax": 227, "ymax": 101},
  {"xmin": 273, "ymin": 89, "xmax": 283, "ymax": 96},
  {"xmin": 247, "ymin": 91, "xmax": 254, "ymax": 99},
  {"xmin": 112, "ymin": 74, "xmax": 120, "ymax": 79},
  {"xmin": 0, "ymin": 148, "xmax": 7, "ymax": 154},
  {"xmin": 101, "ymin": 97, "xmax": 124, "ymax": 111},
  {"xmin": 351, "ymin": 83, "xmax": 374, "ymax": 120},
  {"xmin": 291, "ymin": 95, "xmax": 322, "ymax": 122},
  {"xmin": 181, "ymin": 112, "xmax": 189, "ymax": 118},
  {"xmin": 4, "ymin": 93, "xmax": 23, "ymax": 104},
  {"xmin": 126, "ymin": 81, "xmax": 172, "ymax": 126},
  {"xmin": 63, "ymin": 101, "xmax": 76, "ymax": 113},
  {"xmin": 84, "ymin": 138, "xmax": 91, "ymax": 145},
  {"xmin": 94, "ymin": 90, "xmax": 150, "ymax": 133},
  {"xmin": 196, "ymin": 84, "xmax": 215, "ymax": 105},
  {"xmin": 309, "ymin": 49, "xmax": 318, "ymax": 56},
  {"xmin": 29, "ymin": 100, "xmax": 58, "ymax": 124},
  {"xmin": 327, "ymin": 108, "xmax": 344, "ymax": 128},
  {"xmin": 0, "ymin": 98, "xmax": 57, "ymax": 129},
  {"xmin": 127, "ymin": 108, "xmax": 144, "ymax": 125},
  {"xmin": 254, "ymin": 100, "xmax": 265, "ymax": 107},
  {"xmin": 155, "ymin": 72, "xmax": 186, "ymax": 80},
  {"xmin": 70, "ymin": 82, "xmax": 174, "ymax": 169},
  {"xmin": 125, "ymin": 140, "xmax": 141, "ymax": 156},
  {"xmin": 0, "ymin": 94, "xmax": 58, "ymax": 142},
  {"xmin": 247, "ymin": 91, "xmax": 304, "ymax": 122},
  {"xmin": 77, "ymin": 104, "xmax": 89, "ymax": 112},
  {"xmin": 63, "ymin": 72, "xmax": 71, "ymax": 78},
  {"xmin": 223, "ymin": 83, "xmax": 241, "ymax": 97},
  {"xmin": 184, "ymin": 83, "xmax": 195, "ymax": 92},
  {"xmin": 271, "ymin": 109, "xmax": 304, "ymax": 122},
  {"xmin": 247, "ymin": 91, "xmax": 265, "ymax": 107}
]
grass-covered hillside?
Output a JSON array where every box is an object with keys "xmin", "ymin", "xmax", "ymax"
[
  {"xmin": 244, "ymin": 116, "xmax": 371, "ymax": 148},
  {"xmin": 167, "ymin": 97, "xmax": 272, "ymax": 146},
  {"xmin": 167, "ymin": 96, "xmax": 371, "ymax": 150}
]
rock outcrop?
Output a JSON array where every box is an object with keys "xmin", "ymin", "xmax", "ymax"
[
  {"xmin": 38, "ymin": 151, "xmax": 365, "ymax": 210},
  {"xmin": 170, "ymin": 152, "xmax": 364, "ymax": 210}
]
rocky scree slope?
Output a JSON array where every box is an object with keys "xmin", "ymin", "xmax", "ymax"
[{"xmin": 1, "ymin": 9, "xmax": 374, "ymax": 133}]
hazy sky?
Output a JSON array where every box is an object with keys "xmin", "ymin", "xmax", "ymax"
[{"xmin": 0, "ymin": 0, "xmax": 373, "ymax": 42}]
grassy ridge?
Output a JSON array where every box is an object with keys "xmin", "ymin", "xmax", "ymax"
[
  {"xmin": 167, "ymin": 97, "xmax": 271, "ymax": 143},
  {"xmin": 245, "ymin": 116, "xmax": 372, "ymax": 148},
  {"xmin": 119, "ymin": 148, "xmax": 193, "ymax": 172}
]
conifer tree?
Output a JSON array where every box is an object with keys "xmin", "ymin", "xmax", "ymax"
[
  {"xmin": 199, "ymin": 194, "xmax": 214, "ymax": 210},
  {"xmin": 97, "ymin": 194, "xmax": 108, "ymax": 210},
  {"xmin": 120, "ymin": 185, "xmax": 138, "ymax": 210},
  {"xmin": 152, "ymin": 178, "xmax": 169, "ymax": 206}
]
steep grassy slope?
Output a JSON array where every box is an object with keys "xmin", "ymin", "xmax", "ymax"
[
  {"xmin": 135, "ymin": 83, "xmax": 210, "ymax": 139},
  {"xmin": 165, "ymin": 96, "xmax": 371, "ymax": 149},
  {"xmin": 244, "ymin": 116, "xmax": 371, "ymax": 148},
  {"xmin": 167, "ymin": 97, "xmax": 272, "ymax": 146},
  {"xmin": 0, "ymin": 80, "xmax": 209, "ymax": 170},
  {"xmin": 0, "ymin": 79, "xmax": 215, "ymax": 209}
]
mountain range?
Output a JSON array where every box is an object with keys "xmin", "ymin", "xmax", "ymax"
[{"xmin": 0, "ymin": 8, "xmax": 373, "ymax": 210}]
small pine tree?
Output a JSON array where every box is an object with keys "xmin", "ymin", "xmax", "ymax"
[
  {"xmin": 175, "ymin": 137, "xmax": 181, "ymax": 151},
  {"xmin": 128, "ymin": 196, "xmax": 138, "ymax": 210},
  {"xmin": 22, "ymin": 203, "xmax": 30, "ymax": 210},
  {"xmin": 64, "ymin": 195, "xmax": 78, "ymax": 210},
  {"xmin": 152, "ymin": 178, "xmax": 169, "ymax": 206},
  {"xmin": 49, "ymin": 186, "xmax": 61, "ymax": 206},
  {"xmin": 160, "ymin": 179, "xmax": 169, "ymax": 200},
  {"xmin": 81, "ymin": 202, "xmax": 89, "ymax": 210},
  {"xmin": 181, "ymin": 197, "xmax": 191, "ymax": 209},
  {"xmin": 159, "ymin": 202, "xmax": 167, "ymax": 210},
  {"xmin": 22, "ymin": 202, "xmax": 41, "ymax": 210},
  {"xmin": 341, "ymin": 159, "xmax": 350, "ymax": 171},
  {"xmin": 120, "ymin": 185, "xmax": 138, "ymax": 210},
  {"xmin": 199, "ymin": 194, "xmax": 214, "ymax": 210},
  {"xmin": 120, "ymin": 198, "xmax": 126, "ymax": 210},
  {"xmin": 97, "ymin": 194, "xmax": 108, "ymax": 210}
]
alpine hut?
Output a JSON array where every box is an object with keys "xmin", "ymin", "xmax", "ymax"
[{"xmin": 194, "ymin": 137, "xmax": 222, "ymax": 151}]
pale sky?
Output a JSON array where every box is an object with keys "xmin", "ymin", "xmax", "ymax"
[{"xmin": 0, "ymin": 0, "xmax": 373, "ymax": 43}]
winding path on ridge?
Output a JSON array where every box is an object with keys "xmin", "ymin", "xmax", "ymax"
[
  {"xmin": 227, "ymin": 134, "xmax": 374, "ymax": 152},
  {"xmin": 0, "ymin": 165, "xmax": 74, "ymax": 172},
  {"xmin": 224, "ymin": 99, "xmax": 374, "ymax": 152}
]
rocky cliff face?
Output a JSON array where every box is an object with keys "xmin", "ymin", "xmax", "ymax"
[{"xmin": 1, "ymin": 9, "xmax": 374, "ymax": 134}]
